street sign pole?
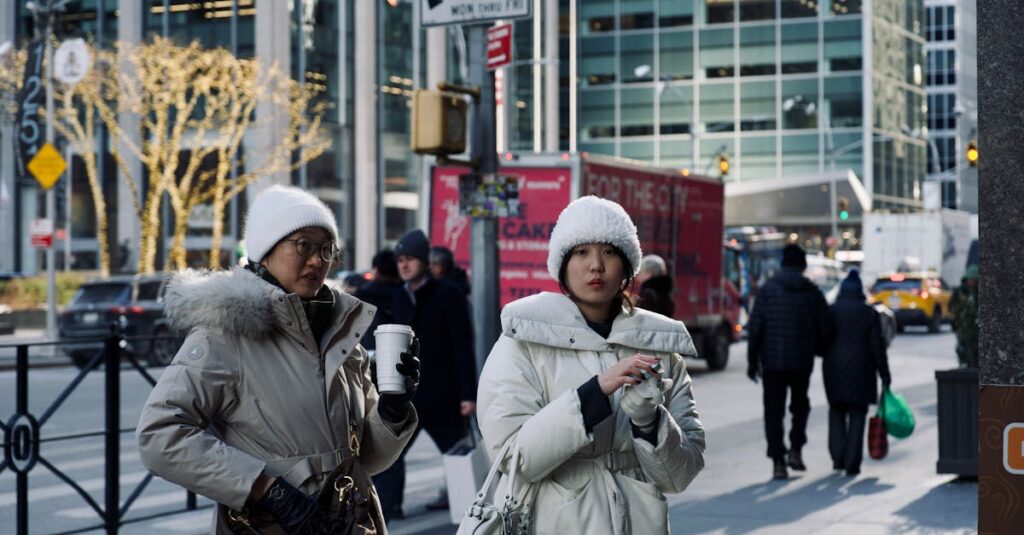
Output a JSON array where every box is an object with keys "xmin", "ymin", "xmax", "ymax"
[
  {"xmin": 467, "ymin": 24, "xmax": 499, "ymax": 375},
  {"xmin": 44, "ymin": 29, "xmax": 57, "ymax": 340}
]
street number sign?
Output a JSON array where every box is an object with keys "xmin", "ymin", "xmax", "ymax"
[
  {"xmin": 422, "ymin": 0, "xmax": 531, "ymax": 27},
  {"xmin": 27, "ymin": 142, "xmax": 67, "ymax": 190}
]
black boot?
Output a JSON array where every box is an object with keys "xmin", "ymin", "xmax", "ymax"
[
  {"xmin": 773, "ymin": 459, "xmax": 788, "ymax": 480},
  {"xmin": 787, "ymin": 448, "xmax": 806, "ymax": 471}
]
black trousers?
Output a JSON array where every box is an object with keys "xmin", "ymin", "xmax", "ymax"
[
  {"xmin": 828, "ymin": 402, "xmax": 868, "ymax": 472},
  {"xmin": 762, "ymin": 369, "xmax": 813, "ymax": 460},
  {"xmin": 372, "ymin": 419, "xmax": 465, "ymax": 520}
]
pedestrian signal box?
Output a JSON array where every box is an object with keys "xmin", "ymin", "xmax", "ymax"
[
  {"xmin": 838, "ymin": 197, "xmax": 850, "ymax": 221},
  {"xmin": 966, "ymin": 140, "xmax": 979, "ymax": 167},
  {"xmin": 411, "ymin": 89, "xmax": 468, "ymax": 156},
  {"xmin": 717, "ymin": 154, "xmax": 729, "ymax": 176}
]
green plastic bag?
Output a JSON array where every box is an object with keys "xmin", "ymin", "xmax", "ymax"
[{"xmin": 880, "ymin": 387, "xmax": 915, "ymax": 439}]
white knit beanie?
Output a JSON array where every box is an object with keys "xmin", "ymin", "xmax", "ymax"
[
  {"xmin": 547, "ymin": 196, "xmax": 642, "ymax": 281},
  {"xmin": 243, "ymin": 185, "xmax": 339, "ymax": 263}
]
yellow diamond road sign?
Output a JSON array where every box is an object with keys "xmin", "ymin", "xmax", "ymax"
[{"xmin": 27, "ymin": 143, "xmax": 67, "ymax": 190}]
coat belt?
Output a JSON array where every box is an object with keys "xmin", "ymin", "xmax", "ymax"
[
  {"xmin": 567, "ymin": 450, "xmax": 641, "ymax": 472},
  {"xmin": 264, "ymin": 447, "xmax": 353, "ymax": 489}
]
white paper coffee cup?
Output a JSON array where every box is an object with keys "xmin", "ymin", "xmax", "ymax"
[{"xmin": 374, "ymin": 324, "xmax": 414, "ymax": 394}]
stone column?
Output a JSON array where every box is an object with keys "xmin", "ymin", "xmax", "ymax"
[
  {"xmin": 353, "ymin": 0, "xmax": 377, "ymax": 269},
  {"xmin": 978, "ymin": 1, "xmax": 1024, "ymax": 532},
  {"xmin": 249, "ymin": 0, "xmax": 292, "ymax": 198},
  {"xmin": 544, "ymin": 0, "xmax": 559, "ymax": 152}
]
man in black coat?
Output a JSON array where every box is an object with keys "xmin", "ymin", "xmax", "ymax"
[
  {"xmin": 633, "ymin": 254, "xmax": 676, "ymax": 318},
  {"xmin": 372, "ymin": 229, "xmax": 477, "ymax": 519},
  {"xmin": 747, "ymin": 243, "xmax": 829, "ymax": 479},
  {"xmin": 354, "ymin": 249, "xmax": 402, "ymax": 350},
  {"xmin": 823, "ymin": 269, "xmax": 891, "ymax": 476}
]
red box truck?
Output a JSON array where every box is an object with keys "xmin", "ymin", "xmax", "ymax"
[{"xmin": 428, "ymin": 152, "xmax": 741, "ymax": 369}]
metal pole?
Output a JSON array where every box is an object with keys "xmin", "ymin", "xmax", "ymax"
[
  {"xmin": 44, "ymin": 5, "xmax": 57, "ymax": 341},
  {"xmin": 15, "ymin": 344, "xmax": 28, "ymax": 535},
  {"xmin": 64, "ymin": 143, "xmax": 70, "ymax": 271},
  {"xmin": 467, "ymin": 24, "xmax": 499, "ymax": 375},
  {"xmin": 826, "ymin": 127, "xmax": 837, "ymax": 245},
  {"xmin": 295, "ymin": 0, "xmax": 307, "ymax": 189},
  {"xmin": 104, "ymin": 333, "xmax": 120, "ymax": 534}
]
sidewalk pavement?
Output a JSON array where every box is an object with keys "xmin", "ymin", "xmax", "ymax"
[{"xmin": 0, "ymin": 328, "xmax": 67, "ymax": 368}]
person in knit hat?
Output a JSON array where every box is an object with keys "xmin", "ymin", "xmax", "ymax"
[
  {"xmin": 474, "ymin": 196, "xmax": 706, "ymax": 535},
  {"xmin": 746, "ymin": 242, "xmax": 829, "ymax": 480},
  {"xmin": 138, "ymin": 185, "xmax": 420, "ymax": 533},
  {"xmin": 821, "ymin": 269, "xmax": 892, "ymax": 476},
  {"xmin": 374, "ymin": 229, "xmax": 476, "ymax": 519}
]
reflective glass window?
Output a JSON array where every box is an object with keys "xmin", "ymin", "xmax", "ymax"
[
  {"xmin": 829, "ymin": 131, "xmax": 863, "ymax": 177},
  {"xmin": 741, "ymin": 81, "xmax": 776, "ymax": 130},
  {"xmin": 580, "ymin": 36, "xmax": 616, "ymax": 86},
  {"xmin": 706, "ymin": 0, "xmax": 735, "ymax": 24},
  {"xmin": 660, "ymin": 85, "xmax": 694, "ymax": 134},
  {"xmin": 829, "ymin": 0, "xmax": 861, "ymax": 16},
  {"xmin": 622, "ymin": 141, "xmax": 656, "ymax": 159},
  {"xmin": 621, "ymin": 88, "xmax": 655, "ymax": 137},
  {"xmin": 660, "ymin": 0, "xmax": 695, "ymax": 27},
  {"xmin": 700, "ymin": 82, "xmax": 736, "ymax": 132},
  {"xmin": 782, "ymin": 79, "xmax": 818, "ymax": 129},
  {"xmin": 660, "ymin": 139, "xmax": 694, "ymax": 166},
  {"xmin": 782, "ymin": 0, "xmax": 818, "ymax": 18},
  {"xmin": 621, "ymin": 33, "xmax": 655, "ymax": 83},
  {"xmin": 782, "ymin": 134, "xmax": 820, "ymax": 175},
  {"xmin": 740, "ymin": 25, "xmax": 776, "ymax": 76},
  {"xmin": 700, "ymin": 29, "xmax": 735, "ymax": 79},
  {"xmin": 739, "ymin": 0, "xmax": 776, "ymax": 21},
  {"xmin": 660, "ymin": 30, "xmax": 695, "ymax": 80},
  {"xmin": 581, "ymin": 0, "xmax": 616, "ymax": 34},
  {"xmin": 825, "ymin": 75, "xmax": 862, "ymax": 127},
  {"xmin": 621, "ymin": 0, "xmax": 656, "ymax": 30},
  {"xmin": 740, "ymin": 136, "xmax": 777, "ymax": 179},
  {"xmin": 824, "ymin": 19, "xmax": 862, "ymax": 72},
  {"xmin": 781, "ymin": 23, "xmax": 818, "ymax": 74},
  {"xmin": 580, "ymin": 141, "xmax": 617, "ymax": 157},
  {"xmin": 580, "ymin": 89, "xmax": 616, "ymax": 140}
]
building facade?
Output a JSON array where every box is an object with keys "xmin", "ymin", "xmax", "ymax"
[{"xmin": 923, "ymin": 0, "xmax": 977, "ymax": 212}]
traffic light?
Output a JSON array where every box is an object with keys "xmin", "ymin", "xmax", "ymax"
[
  {"xmin": 717, "ymin": 154, "xmax": 730, "ymax": 176},
  {"xmin": 410, "ymin": 89, "xmax": 468, "ymax": 156},
  {"xmin": 966, "ymin": 140, "xmax": 978, "ymax": 167},
  {"xmin": 838, "ymin": 197, "xmax": 850, "ymax": 221}
]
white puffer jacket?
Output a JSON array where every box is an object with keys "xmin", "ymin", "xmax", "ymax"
[{"xmin": 477, "ymin": 292, "xmax": 706, "ymax": 535}]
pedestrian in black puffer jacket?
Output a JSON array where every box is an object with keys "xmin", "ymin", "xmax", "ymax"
[
  {"xmin": 823, "ymin": 269, "xmax": 891, "ymax": 476},
  {"xmin": 747, "ymin": 244, "xmax": 829, "ymax": 480}
]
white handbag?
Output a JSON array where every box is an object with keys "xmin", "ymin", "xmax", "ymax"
[{"xmin": 455, "ymin": 439, "xmax": 531, "ymax": 535}]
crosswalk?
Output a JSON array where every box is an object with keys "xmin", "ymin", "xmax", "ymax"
[{"xmin": 1, "ymin": 433, "xmax": 455, "ymax": 534}]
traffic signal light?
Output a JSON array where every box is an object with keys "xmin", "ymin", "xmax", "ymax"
[
  {"xmin": 717, "ymin": 154, "xmax": 729, "ymax": 176},
  {"xmin": 410, "ymin": 89, "xmax": 468, "ymax": 156},
  {"xmin": 838, "ymin": 197, "xmax": 850, "ymax": 221},
  {"xmin": 966, "ymin": 140, "xmax": 978, "ymax": 167}
]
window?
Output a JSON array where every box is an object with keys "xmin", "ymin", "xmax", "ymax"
[
  {"xmin": 829, "ymin": 0, "xmax": 861, "ymax": 16},
  {"xmin": 137, "ymin": 281, "xmax": 162, "ymax": 301},
  {"xmin": 621, "ymin": 0, "xmax": 655, "ymax": 30},
  {"xmin": 701, "ymin": 83, "xmax": 736, "ymax": 132},
  {"xmin": 782, "ymin": 79, "xmax": 818, "ymax": 129},
  {"xmin": 782, "ymin": 134, "xmax": 820, "ymax": 175},
  {"xmin": 927, "ymin": 93, "xmax": 956, "ymax": 132},
  {"xmin": 825, "ymin": 19, "xmax": 862, "ymax": 72},
  {"xmin": 660, "ymin": 85, "xmax": 694, "ymax": 134},
  {"xmin": 580, "ymin": 89, "xmax": 616, "ymax": 139},
  {"xmin": 927, "ymin": 49, "xmax": 956, "ymax": 86},
  {"xmin": 740, "ymin": 25, "xmax": 776, "ymax": 76},
  {"xmin": 740, "ymin": 136, "xmax": 777, "ymax": 179},
  {"xmin": 706, "ymin": 0, "xmax": 735, "ymax": 24},
  {"xmin": 660, "ymin": 30, "xmax": 694, "ymax": 80},
  {"xmin": 621, "ymin": 88, "xmax": 655, "ymax": 137},
  {"xmin": 660, "ymin": 0, "xmax": 694, "ymax": 27},
  {"xmin": 620, "ymin": 33, "xmax": 655, "ymax": 83},
  {"xmin": 781, "ymin": 23, "xmax": 818, "ymax": 74},
  {"xmin": 782, "ymin": 0, "xmax": 817, "ymax": 18},
  {"xmin": 825, "ymin": 76, "xmax": 862, "ymax": 127},
  {"xmin": 700, "ymin": 29, "xmax": 735, "ymax": 79},
  {"xmin": 740, "ymin": 81, "xmax": 776, "ymax": 131},
  {"xmin": 581, "ymin": 0, "xmax": 615, "ymax": 34},
  {"xmin": 580, "ymin": 36, "xmax": 616, "ymax": 86},
  {"xmin": 72, "ymin": 284, "xmax": 132, "ymax": 305},
  {"xmin": 739, "ymin": 0, "xmax": 775, "ymax": 21},
  {"xmin": 926, "ymin": 5, "xmax": 956, "ymax": 42}
]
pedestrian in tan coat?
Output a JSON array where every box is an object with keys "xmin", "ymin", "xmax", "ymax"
[
  {"xmin": 137, "ymin": 185, "xmax": 419, "ymax": 533},
  {"xmin": 477, "ymin": 196, "xmax": 706, "ymax": 534}
]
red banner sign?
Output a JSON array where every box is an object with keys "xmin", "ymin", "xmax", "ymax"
[{"xmin": 487, "ymin": 24, "xmax": 512, "ymax": 71}]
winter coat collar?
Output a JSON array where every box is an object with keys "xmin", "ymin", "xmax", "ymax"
[
  {"xmin": 501, "ymin": 292, "xmax": 697, "ymax": 356},
  {"xmin": 164, "ymin": 267, "xmax": 373, "ymax": 340},
  {"xmin": 774, "ymin": 268, "xmax": 818, "ymax": 292}
]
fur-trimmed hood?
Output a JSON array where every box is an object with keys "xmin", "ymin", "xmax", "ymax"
[{"xmin": 163, "ymin": 267, "xmax": 365, "ymax": 338}]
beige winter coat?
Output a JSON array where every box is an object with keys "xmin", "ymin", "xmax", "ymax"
[
  {"xmin": 477, "ymin": 292, "xmax": 706, "ymax": 535},
  {"xmin": 137, "ymin": 267, "xmax": 417, "ymax": 533}
]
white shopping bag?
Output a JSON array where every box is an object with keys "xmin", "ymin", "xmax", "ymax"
[{"xmin": 443, "ymin": 424, "xmax": 491, "ymax": 524}]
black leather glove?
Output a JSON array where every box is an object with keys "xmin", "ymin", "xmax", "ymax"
[
  {"xmin": 378, "ymin": 338, "xmax": 420, "ymax": 423},
  {"xmin": 747, "ymin": 365, "xmax": 761, "ymax": 383},
  {"xmin": 257, "ymin": 478, "xmax": 343, "ymax": 534}
]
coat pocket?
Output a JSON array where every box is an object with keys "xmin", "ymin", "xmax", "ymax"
[
  {"xmin": 616, "ymin": 474, "xmax": 668, "ymax": 533},
  {"xmin": 533, "ymin": 476, "xmax": 604, "ymax": 534}
]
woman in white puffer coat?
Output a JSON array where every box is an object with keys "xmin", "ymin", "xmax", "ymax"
[{"xmin": 477, "ymin": 196, "xmax": 706, "ymax": 535}]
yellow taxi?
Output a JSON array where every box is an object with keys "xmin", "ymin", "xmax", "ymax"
[{"xmin": 870, "ymin": 272, "xmax": 953, "ymax": 333}]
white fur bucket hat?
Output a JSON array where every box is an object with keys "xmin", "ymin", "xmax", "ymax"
[
  {"xmin": 244, "ymin": 185, "xmax": 339, "ymax": 263},
  {"xmin": 547, "ymin": 196, "xmax": 642, "ymax": 281}
]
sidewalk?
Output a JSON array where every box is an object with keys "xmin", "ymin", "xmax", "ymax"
[{"xmin": 0, "ymin": 328, "xmax": 67, "ymax": 369}]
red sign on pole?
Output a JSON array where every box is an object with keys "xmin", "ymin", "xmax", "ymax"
[
  {"xmin": 487, "ymin": 24, "xmax": 512, "ymax": 71},
  {"xmin": 30, "ymin": 218, "xmax": 53, "ymax": 248}
]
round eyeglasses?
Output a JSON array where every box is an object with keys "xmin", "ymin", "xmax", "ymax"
[{"xmin": 282, "ymin": 238, "xmax": 340, "ymax": 263}]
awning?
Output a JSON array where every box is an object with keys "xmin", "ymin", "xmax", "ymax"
[{"xmin": 724, "ymin": 170, "xmax": 871, "ymax": 227}]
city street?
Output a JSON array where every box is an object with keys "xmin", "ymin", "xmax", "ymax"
[{"xmin": 0, "ymin": 325, "xmax": 976, "ymax": 534}]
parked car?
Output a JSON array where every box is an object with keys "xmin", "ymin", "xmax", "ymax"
[
  {"xmin": 870, "ymin": 271, "xmax": 953, "ymax": 333},
  {"xmin": 58, "ymin": 273, "xmax": 182, "ymax": 368}
]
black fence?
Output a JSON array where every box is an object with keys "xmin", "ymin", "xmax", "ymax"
[{"xmin": 1, "ymin": 333, "xmax": 205, "ymax": 535}]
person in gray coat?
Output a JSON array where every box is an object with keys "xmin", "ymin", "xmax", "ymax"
[
  {"xmin": 822, "ymin": 269, "xmax": 892, "ymax": 476},
  {"xmin": 137, "ymin": 185, "xmax": 419, "ymax": 534}
]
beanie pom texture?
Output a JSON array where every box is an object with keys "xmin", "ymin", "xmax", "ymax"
[{"xmin": 547, "ymin": 196, "xmax": 643, "ymax": 281}]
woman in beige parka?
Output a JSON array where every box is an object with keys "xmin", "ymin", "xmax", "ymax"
[
  {"xmin": 137, "ymin": 185, "xmax": 419, "ymax": 534},
  {"xmin": 477, "ymin": 196, "xmax": 707, "ymax": 534}
]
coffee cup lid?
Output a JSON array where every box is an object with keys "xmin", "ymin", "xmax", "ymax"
[{"xmin": 374, "ymin": 324, "xmax": 414, "ymax": 336}]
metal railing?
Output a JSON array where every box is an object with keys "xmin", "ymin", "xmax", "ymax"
[{"xmin": 1, "ymin": 332, "xmax": 205, "ymax": 534}]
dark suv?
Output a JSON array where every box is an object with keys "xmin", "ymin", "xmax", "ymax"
[{"xmin": 58, "ymin": 273, "xmax": 181, "ymax": 368}]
